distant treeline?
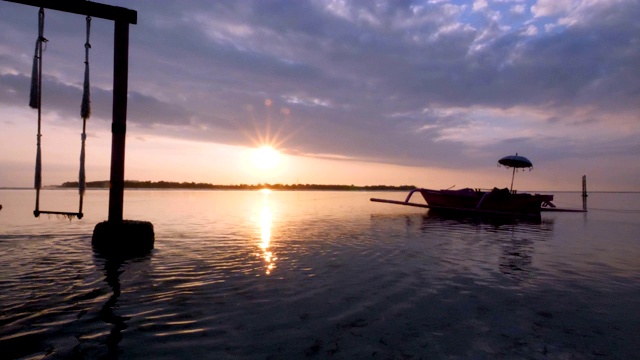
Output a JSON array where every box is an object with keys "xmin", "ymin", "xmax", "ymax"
[{"xmin": 60, "ymin": 180, "xmax": 416, "ymax": 191}]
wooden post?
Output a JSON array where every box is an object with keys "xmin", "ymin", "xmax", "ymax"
[
  {"xmin": 108, "ymin": 20, "xmax": 129, "ymax": 223},
  {"xmin": 582, "ymin": 175, "xmax": 588, "ymax": 211}
]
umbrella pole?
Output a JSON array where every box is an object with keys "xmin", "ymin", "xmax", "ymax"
[{"xmin": 510, "ymin": 167, "xmax": 515, "ymax": 193}]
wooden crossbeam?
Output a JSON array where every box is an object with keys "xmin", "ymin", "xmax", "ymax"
[{"xmin": 2, "ymin": 0, "xmax": 137, "ymax": 24}]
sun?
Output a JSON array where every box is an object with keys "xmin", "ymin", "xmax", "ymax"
[{"xmin": 252, "ymin": 146, "xmax": 281, "ymax": 170}]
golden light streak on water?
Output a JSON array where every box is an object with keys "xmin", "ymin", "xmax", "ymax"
[{"xmin": 258, "ymin": 189, "xmax": 276, "ymax": 274}]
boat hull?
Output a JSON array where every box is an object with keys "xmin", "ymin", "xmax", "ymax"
[{"xmin": 419, "ymin": 188, "xmax": 553, "ymax": 215}]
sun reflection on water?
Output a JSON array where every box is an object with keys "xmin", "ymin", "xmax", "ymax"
[{"xmin": 258, "ymin": 189, "xmax": 276, "ymax": 274}]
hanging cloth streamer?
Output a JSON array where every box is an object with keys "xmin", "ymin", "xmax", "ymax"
[
  {"xmin": 31, "ymin": 8, "xmax": 47, "ymax": 215},
  {"xmin": 78, "ymin": 16, "xmax": 92, "ymax": 216},
  {"xmin": 29, "ymin": 8, "xmax": 47, "ymax": 110},
  {"xmin": 80, "ymin": 16, "xmax": 91, "ymax": 120}
]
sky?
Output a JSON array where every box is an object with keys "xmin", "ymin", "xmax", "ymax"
[{"xmin": 1, "ymin": 0, "xmax": 639, "ymax": 191}]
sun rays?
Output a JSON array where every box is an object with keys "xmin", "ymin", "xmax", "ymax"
[{"xmin": 242, "ymin": 98, "xmax": 296, "ymax": 172}]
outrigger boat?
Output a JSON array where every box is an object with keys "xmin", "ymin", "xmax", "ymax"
[
  {"xmin": 371, "ymin": 154, "xmax": 587, "ymax": 215},
  {"xmin": 372, "ymin": 187, "xmax": 555, "ymax": 216}
]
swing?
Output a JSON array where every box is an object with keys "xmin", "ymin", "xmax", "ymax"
[{"xmin": 30, "ymin": 8, "xmax": 92, "ymax": 220}]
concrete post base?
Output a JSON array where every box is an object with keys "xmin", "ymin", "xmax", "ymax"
[{"xmin": 92, "ymin": 220, "xmax": 154, "ymax": 258}]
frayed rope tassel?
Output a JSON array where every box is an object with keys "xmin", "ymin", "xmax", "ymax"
[
  {"xmin": 79, "ymin": 16, "xmax": 91, "ymax": 198},
  {"xmin": 29, "ymin": 8, "xmax": 47, "ymax": 109},
  {"xmin": 29, "ymin": 45, "xmax": 39, "ymax": 109}
]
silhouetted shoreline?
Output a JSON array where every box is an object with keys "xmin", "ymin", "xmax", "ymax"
[{"xmin": 59, "ymin": 180, "xmax": 416, "ymax": 191}]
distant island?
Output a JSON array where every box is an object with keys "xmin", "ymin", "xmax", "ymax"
[{"xmin": 59, "ymin": 180, "xmax": 416, "ymax": 191}]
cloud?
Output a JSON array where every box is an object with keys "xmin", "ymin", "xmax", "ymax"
[
  {"xmin": 473, "ymin": 0, "xmax": 489, "ymax": 12},
  {"xmin": 1, "ymin": 0, "xmax": 639, "ymax": 179},
  {"xmin": 0, "ymin": 72, "xmax": 192, "ymax": 128},
  {"xmin": 531, "ymin": 0, "xmax": 577, "ymax": 18}
]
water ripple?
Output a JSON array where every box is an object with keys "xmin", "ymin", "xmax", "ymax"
[{"xmin": 1, "ymin": 191, "xmax": 639, "ymax": 358}]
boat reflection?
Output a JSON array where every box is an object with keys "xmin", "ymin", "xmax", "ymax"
[
  {"xmin": 258, "ymin": 189, "xmax": 276, "ymax": 275},
  {"xmin": 423, "ymin": 208, "xmax": 545, "ymax": 226},
  {"xmin": 418, "ymin": 210, "xmax": 555, "ymax": 282}
]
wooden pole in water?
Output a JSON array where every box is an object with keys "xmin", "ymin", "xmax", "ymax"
[
  {"xmin": 108, "ymin": 20, "xmax": 129, "ymax": 223},
  {"xmin": 582, "ymin": 175, "xmax": 588, "ymax": 211}
]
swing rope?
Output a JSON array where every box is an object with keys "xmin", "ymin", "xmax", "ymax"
[
  {"xmin": 78, "ymin": 15, "xmax": 92, "ymax": 216},
  {"xmin": 31, "ymin": 9, "xmax": 91, "ymax": 220},
  {"xmin": 30, "ymin": 7, "xmax": 46, "ymax": 217}
]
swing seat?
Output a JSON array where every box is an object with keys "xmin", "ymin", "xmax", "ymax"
[{"xmin": 34, "ymin": 210, "xmax": 83, "ymax": 219}]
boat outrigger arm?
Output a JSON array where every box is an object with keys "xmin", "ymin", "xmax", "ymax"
[{"xmin": 371, "ymin": 189, "xmax": 432, "ymax": 210}]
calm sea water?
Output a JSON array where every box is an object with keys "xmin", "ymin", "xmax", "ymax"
[{"xmin": 1, "ymin": 189, "xmax": 639, "ymax": 359}]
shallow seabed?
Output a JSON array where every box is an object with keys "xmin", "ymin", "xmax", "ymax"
[{"xmin": 1, "ymin": 190, "xmax": 639, "ymax": 359}]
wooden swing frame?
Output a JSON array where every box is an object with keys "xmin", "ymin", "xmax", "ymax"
[{"xmin": 5, "ymin": 0, "xmax": 137, "ymax": 223}]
